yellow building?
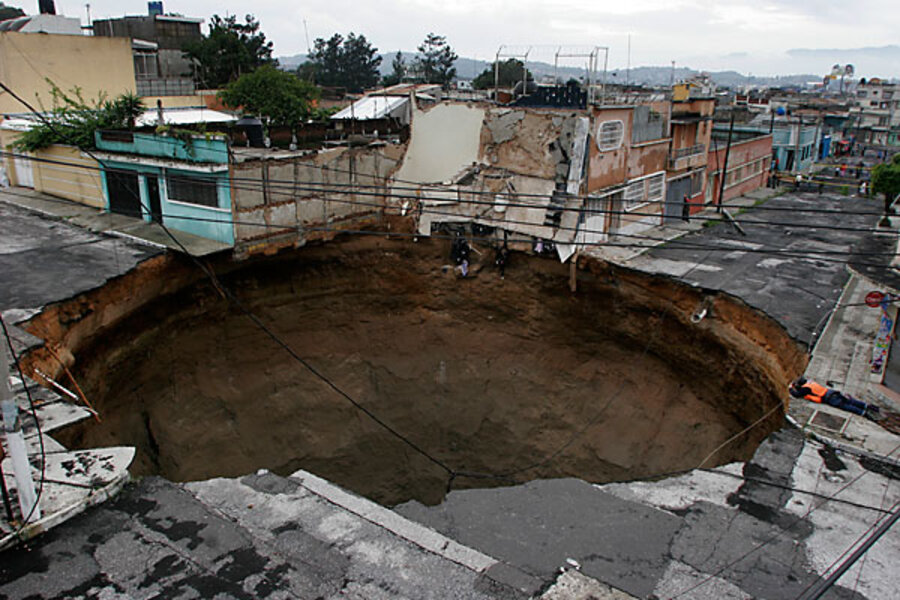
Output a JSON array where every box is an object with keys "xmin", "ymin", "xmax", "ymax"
[
  {"xmin": 0, "ymin": 31, "xmax": 135, "ymax": 206},
  {"xmin": 0, "ymin": 31, "xmax": 136, "ymax": 115}
]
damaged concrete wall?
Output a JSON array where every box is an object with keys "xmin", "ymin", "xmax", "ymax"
[
  {"xmin": 394, "ymin": 102, "xmax": 485, "ymax": 184},
  {"xmin": 406, "ymin": 103, "xmax": 590, "ymax": 256},
  {"xmin": 231, "ymin": 143, "xmax": 404, "ymax": 257}
]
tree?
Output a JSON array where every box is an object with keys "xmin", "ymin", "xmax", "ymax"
[
  {"xmin": 182, "ymin": 14, "xmax": 276, "ymax": 89},
  {"xmin": 871, "ymin": 154, "xmax": 900, "ymax": 224},
  {"xmin": 218, "ymin": 66, "xmax": 318, "ymax": 126},
  {"xmin": 382, "ymin": 51, "xmax": 406, "ymax": 87},
  {"xmin": 472, "ymin": 59, "xmax": 532, "ymax": 90},
  {"xmin": 306, "ymin": 32, "xmax": 381, "ymax": 93},
  {"xmin": 415, "ymin": 33, "xmax": 457, "ymax": 88},
  {"xmin": 0, "ymin": 2, "xmax": 24, "ymax": 21},
  {"xmin": 13, "ymin": 83, "xmax": 144, "ymax": 151}
]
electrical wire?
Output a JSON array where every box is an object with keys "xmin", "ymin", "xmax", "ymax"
[
  {"xmin": 0, "ymin": 313, "xmax": 45, "ymax": 535},
  {"xmin": 2, "ymin": 145, "xmax": 892, "ymax": 219},
  {"xmin": 5, "ymin": 81, "xmax": 900, "ymax": 526},
  {"xmin": 1, "ymin": 146, "xmax": 895, "ymax": 249},
  {"xmin": 667, "ymin": 440, "xmax": 900, "ymax": 599},
  {"xmin": 1, "ymin": 162, "xmax": 898, "ymax": 268},
  {"xmin": 0, "ymin": 78, "xmax": 460, "ymax": 484}
]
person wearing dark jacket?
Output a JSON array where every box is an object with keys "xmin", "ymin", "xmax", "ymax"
[{"xmin": 789, "ymin": 376, "xmax": 881, "ymax": 420}]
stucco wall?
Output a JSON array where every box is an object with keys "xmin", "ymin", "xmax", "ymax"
[
  {"xmin": 587, "ymin": 107, "xmax": 633, "ymax": 191},
  {"xmin": 707, "ymin": 134, "xmax": 772, "ymax": 206},
  {"xmin": 33, "ymin": 145, "xmax": 105, "ymax": 207},
  {"xmin": 0, "ymin": 32, "xmax": 136, "ymax": 114}
]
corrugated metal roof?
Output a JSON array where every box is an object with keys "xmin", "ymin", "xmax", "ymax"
[
  {"xmin": 331, "ymin": 95, "xmax": 408, "ymax": 120},
  {"xmin": 136, "ymin": 108, "xmax": 236, "ymax": 127},
  {"xmin": 1, "ymin": 108, "xmax": 235, "ymax": 131}
]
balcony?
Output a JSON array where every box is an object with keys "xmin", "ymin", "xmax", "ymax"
[{"xmin": 668, "ymin": 143, "xmax": 706, "ymax": 171}]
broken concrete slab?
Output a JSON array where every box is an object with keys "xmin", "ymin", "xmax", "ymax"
[{"xmin": 395, "ymin": 478, "xmax": 683, "ymax": 598}]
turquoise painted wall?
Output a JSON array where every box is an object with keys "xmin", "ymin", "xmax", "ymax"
[
  {"xmin": 101, "ymin": 161, "xmax": 234, "ymax": 245},
  {"xmin": 96, "ymin": 131, "xmax": 229, "ymax": 164}
]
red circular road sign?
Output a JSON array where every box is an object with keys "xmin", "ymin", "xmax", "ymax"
[{"xmin": 865, "ymin": 291, "xmax": 886, "ymax": 307}]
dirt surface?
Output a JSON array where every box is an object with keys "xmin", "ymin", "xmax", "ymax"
[{"xmin": 50, "ymin": 236, "xmax": 800, "ymax": 506}]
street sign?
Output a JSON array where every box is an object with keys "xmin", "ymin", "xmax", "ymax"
[{"xmin": 865, "ymin": 291, "xmax": 886, "ymax": 307}]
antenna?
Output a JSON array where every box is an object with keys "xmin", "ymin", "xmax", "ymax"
[
  {"xmin": 303, "ymin": 19, "xmax": 311, "ymax": 55},
  {"xmin": 626, "ymin": 33, "xmax": 631, "ymax": 86}
]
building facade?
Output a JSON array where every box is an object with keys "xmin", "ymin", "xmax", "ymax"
[
  {"xmin": 706, "ymin": 131, "xmax": 772, "ymax": 206},
  {"xmin": 92, "ymin": 12, "xmax": 202, "ymax": 96}
]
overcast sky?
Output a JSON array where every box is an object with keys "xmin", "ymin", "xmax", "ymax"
[{"xmin": 53, "ymin": 0, "xmax": 898, "ymax": 77}]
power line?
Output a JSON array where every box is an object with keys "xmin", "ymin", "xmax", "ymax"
[
  {"xmin": 0, "ymin": 314, "xmax": 46, "ymax": 535},
  {"xmin": 3, "ymin": 143, "xmax": 890, "ymax": 219},
  {"xmin": 667, "ymin": 440, "xmax": 900, "ymax": 599},
  {"xmin": 5, "ymin": 81, "xmax": 900, "ymax": 512},
  {"xmin": 0, "ymin": 79, "xmax": 460, "ymax": 485},
  {"xmin": 796, "ymin": 499, "xmax": 900, "ymax": 600},
  {"xmin": 2, "ymin": 155, "xmax": 897, "ymax": 266}
]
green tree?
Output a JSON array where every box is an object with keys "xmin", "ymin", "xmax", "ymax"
[
  {"xmin": 218, "ymin": 66, "xmax": 319, "ymax": 126},
  {"xmin": 307, "ymin": 33, "xmax": 381, "ymax": 93},
  {"xmin": 415, "ymin": 33, "xmax": 457, "ymax": 87},
  {"xmin": 182, "ymin": 14, "xmax": 276, "ymax": 89},
  {"xmin": 472, "ymin": 59, "xmax": 531, "ymax": 90},
  {"xmin": 871, "ymin": 154, "xmax": 900, "ymax": 224},
  {"xmin": 0, "ymin": 3, "xmax": 24, "ymax": 21},
  {"xmin": 382, "ymin": 51, "xmax": 406, "ymax": 87},
  {"xmin": 13, "ymin": 83, "xmax": 144, "ymax": 151}
]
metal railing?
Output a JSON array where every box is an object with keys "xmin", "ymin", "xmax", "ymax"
[{"xmin": 670, "ymin": 143, "xmax": 706, "ymax": 160}]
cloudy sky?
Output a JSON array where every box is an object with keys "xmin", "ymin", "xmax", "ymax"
[{"xmin": 54, "ymin": 0, "xmax": 898, "ymax": 77}]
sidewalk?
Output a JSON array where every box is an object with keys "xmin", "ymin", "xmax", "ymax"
[{"xmin": 0, "ymin": 187, "xmax": 230, "ymax": 257}]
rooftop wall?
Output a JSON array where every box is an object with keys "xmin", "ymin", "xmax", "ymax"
[{"xmin": 0, "ymin": 32, "xmax": 136, "ymax": 114}]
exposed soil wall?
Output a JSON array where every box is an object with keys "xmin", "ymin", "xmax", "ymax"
[{"xmin": 26, "ymin": 236, "xmax": 806, "ymax": 506}]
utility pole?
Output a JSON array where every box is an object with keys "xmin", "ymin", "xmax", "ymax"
[
  {"xmin": 716, "ymin": 111, "xmax": 735, "ymax": 212},
  {"xmin": 1, "ymin": 332, "xmax": 40, "ymax": 524}
]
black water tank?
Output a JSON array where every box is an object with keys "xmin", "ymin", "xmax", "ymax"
[
  {"xmin": 235, "ymin": 116, "xmax": 264, "ymax": 148},
  {"xmin": 39, "ymin": 0, "xmax": 56, "ymax": 15}
]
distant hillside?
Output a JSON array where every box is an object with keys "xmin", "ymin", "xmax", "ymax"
[{"xmin": 279, "ymin": 52, "xmax": 819, "ymax": 89}]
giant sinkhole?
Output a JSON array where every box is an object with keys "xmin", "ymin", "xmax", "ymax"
[{"xmin": 34, "ymin": 235, "xmax": 805, "ymax": 506}]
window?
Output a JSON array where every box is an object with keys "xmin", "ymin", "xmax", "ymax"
[
  {"xmin": 623, "ymin": 180, "xmax": 644, "ymax": 210},
  {"xmin": 133, "ymin": 52, "xmax": 158, "ymax": 79},
  {"xmin": 597, "ymin": 120, "xmax": 624, "ymax": 151},
  {"xmin": 647, "ymin": 174, "xmax": 665, "ymax": 202},
  {"xmin": 690, "ymin": 171, "xmax": 703, "ymax": 195},
  {"xmin": 166, "ymin": 172, "xmax": 219, "ymax": 208}
]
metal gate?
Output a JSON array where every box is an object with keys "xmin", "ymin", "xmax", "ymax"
[
  {"xmin": 664, "ymin": 177, "xmax": 691, "ymax": 222},
  {"xmin": 106, "ymin": 170, "xmax": 142, "ymax": 218}
]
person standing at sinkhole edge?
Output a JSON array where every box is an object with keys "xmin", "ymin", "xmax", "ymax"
[
  {"xmin": 789, "ymin": 376, "xmax": 881, "ymax": 421},
  {"xmin": 450, "ymin": 232, "xmax": 470, "ymax": 277},
  {"xmin": 495, "ymin": 239, "xmax": 509, "ymax": 278}
]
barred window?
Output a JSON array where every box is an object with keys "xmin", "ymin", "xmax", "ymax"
[
  {"xmin": 623, "ymin": 180, "xmax": 645, "ymax": 211},
  {"xmin": 647, "ymin": 174, "xmax": 665, "ymax": 202},
  {"xmin": 166, "ymin": 172, "xmax": 219, "ymax": 208},
  {"xmin": 597, "ymin": 120, "xmax": 624, "ymax": 151}
]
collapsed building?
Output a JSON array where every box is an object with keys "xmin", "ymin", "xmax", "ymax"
[{"xmin": 47, "ymin": 82, "xmax": 721, "ymax": 263}]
